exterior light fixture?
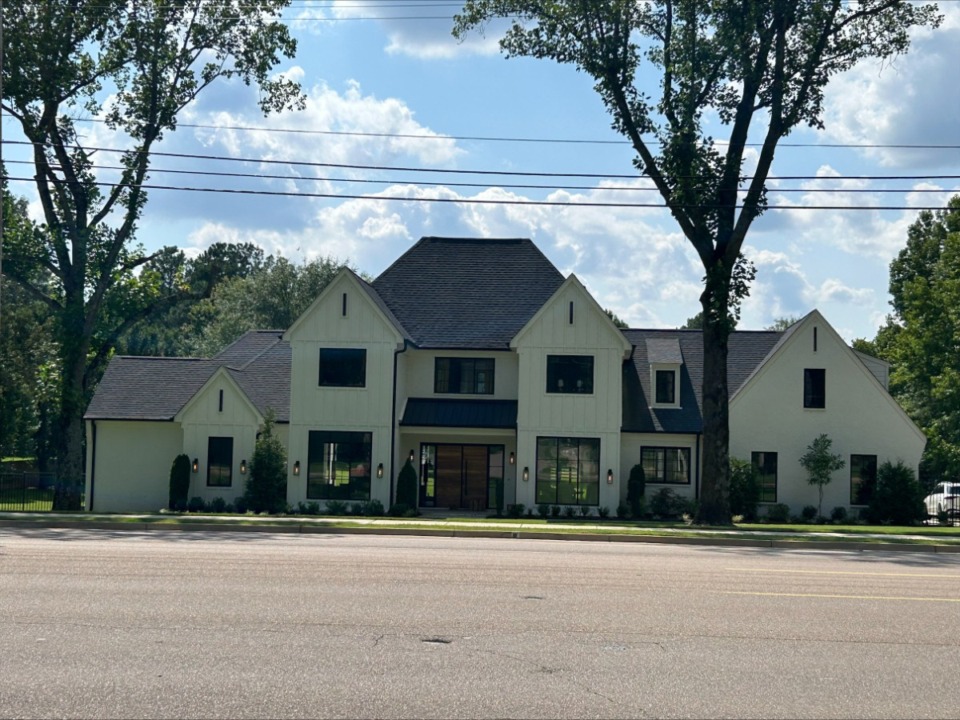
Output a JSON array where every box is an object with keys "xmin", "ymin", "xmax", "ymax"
[
  {"xmin": 191, "ymin": 458, "xmax": 199, "ymax": 474},
  {"xmin": 408, "ymin": 449, "xmax": 415, "ymax": 463},
  {"xmin": 508, "ymin": 452, "xmax": 515, "ymax": 466},
  {"xmin": 240, "ymin": 459, "xmax": 247, "ymax": 475},
  {"xmin": 377, "ymin": 463, "xmax": 384, "ymax": 479},
  {"xmin": 293, "ymin": 461, "xmax": 301, "ymax": 476},
  {"xmin": 607, "ymin": 469, "xmax": 614, "ymax": 484},
  {"xmin": 522, "ymin": 466, "xmax": 529, "ymax": 482}
]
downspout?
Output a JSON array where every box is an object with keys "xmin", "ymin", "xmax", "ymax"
[
  {"xmin": 88, "ymin": 421, "xmax": 97, "ymax": 512},
  {"xmin": 389, "ymin": 342, "xmax": 408, "ymax": 508},
  {"xmin": 694, "ymin": 431, "xmax": 701, "ymax": 501}
]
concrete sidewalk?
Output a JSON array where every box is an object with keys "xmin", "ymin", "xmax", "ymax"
[{"xmin": 2, "ymin": 511, "xmax": 960, "ymax": 553}]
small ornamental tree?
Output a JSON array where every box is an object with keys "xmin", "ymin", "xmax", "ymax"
[
  {"xmin": 799, "ymin": 434, "xmax": 845, "ymax": 519},
  {"xmin": 395, "ymin": 460, "xmax": 418, "ymax": 510},
  {"xmin": 168, "ymin": 454, "xmax": 191, "ymax": 511},
  {"xmin": 627, "ymin": 464, "xmax": 646, "ymax": 518},
  {"xmin": 729, "ymin": 458, "xmax": 760, "ymax": 522},
  {"xmin": 245, "ymin": 410, "xmax": 287, "ymax": 514}
]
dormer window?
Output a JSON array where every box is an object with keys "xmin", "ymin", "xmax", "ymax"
[{"xmin": 651, "ymin": 365, "xmax": 680, "ymax": 408}]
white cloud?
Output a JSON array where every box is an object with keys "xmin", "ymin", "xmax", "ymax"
[{"xmin": 380, "ymin": 16, "xmax": 512, "ymax": 59}]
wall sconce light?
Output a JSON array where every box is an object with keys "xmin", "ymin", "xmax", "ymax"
[
  {"xmin": 522, "ymin": 466, "xmax": 529, "ymax": 482},
  {"xmin": 607, "ymin": 469, "xmax": 614, "ymax": 485},
  {"xmin": 191, "ymin": 458, "xmax": 199, "ymax": 474},
  {"xmin": 240, "ymin": 459, "xmax": 247, "ymax": 475},
  {"xmin": 293, "ymin": 460, "xmax": 301, "ymax": 476},
  {"xmin": 509, "ymin": 452, "xmax": 515, "ymax": 466},
  {"xmin": 376, "ymin": 463, "xmax": 384, "ymax": 479},
  {"xmin": 408, "ymin": 449, "xmax": 415, "ymax": 463}
]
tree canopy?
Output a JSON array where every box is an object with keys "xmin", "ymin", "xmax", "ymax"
[
  {"xmin": 454, "ymin": 0, "xmax": 940, "ymax": 523},
  {"xmin": 1, "ymin": 1, "xmax": 302, "ymax": 507}
]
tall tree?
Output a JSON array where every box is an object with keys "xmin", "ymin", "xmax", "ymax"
[
  {"xmin": 454, "ymin": 0, "xmax": 940, "ymax": 523},
  {"xmin": 1, "ymin": 1, "xmax": 302, "ymax": 508},
  {"xmin": 872, "ymin": 196, "xmax": 960, "ymax": 487}
]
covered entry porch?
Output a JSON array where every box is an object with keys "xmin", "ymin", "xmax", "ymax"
[{"xmin": 399, "ymin": 398, "xmax": 518, "ymax": 511}]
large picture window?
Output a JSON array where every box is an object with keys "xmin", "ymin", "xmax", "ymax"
[
  {"xmin": 535, "ymin": 437, "xmax": 600, "ymax": 506},
  {"xmin": 751, "ymin": 451, "xmax": 778, "ymax": 503},
  {"xmin": 803, "ymin": 368, "xmax": 825, "ymax": 408},
  {"xmin": 434, "ymin": 357, "xmax": 495, "ymax": 394},
  {"xmin": 319, "ymin": 349, "xmax": 366, "ymax": 387},
  {"xmin": 850, "ymin": 454, "xmax": 877, "ymax": 506},
  {"xmin": 207, "ymin": 436, "xmax": 233, "ymax": 487},
  {"xmin": 546, "ymin": 355, "xmax": 594, "ymax": 394},
  {"xmin": 640, "ymin": 447, "xmax": 690, "ymax": 484},
  {"xmin": 307, "ymin": 431, "xmax": 372, "ymax": 500}
]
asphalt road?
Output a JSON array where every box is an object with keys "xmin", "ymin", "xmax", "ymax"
[{"xmin": 1, "ymin": 528, "xmax": 959, "ymax": 719}]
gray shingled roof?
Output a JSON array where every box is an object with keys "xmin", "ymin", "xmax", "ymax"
[
  {"xmin": 371, "ymin": 237, "xmax": 565, "ymax": 349},
  {"xmin": 622, "ymin": 329, "xmax": 784, "ymax": 433},
  {"xmin": 85, "ymin": 331, "xmax": 291, "ymax": 422},
  {"xmin": 400, "ymin": 398, "xmax": 518, "ymax": 429}
]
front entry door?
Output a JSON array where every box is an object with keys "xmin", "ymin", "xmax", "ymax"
[{"xmin": 421, "ymin": 444, "xmax": 499, "ymax": 510}]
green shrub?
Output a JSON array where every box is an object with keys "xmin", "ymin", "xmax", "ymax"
[
  {"xmin": 627, "ymin": 464, "xmax": 646, "ymax": 518},
  {"xmin": 506, "ymin": 503, "xmax": 524, "ymax": 518},
  {"xmin": 563, "ymin": 506, "xmax": 576, "ymax": 519},
  {"xmin": 325, "ymin": 500, "xmax": 348, "ymax": 516},
  {"xmin": 649, "ymin": 488, "xmax": 689, "ymax": 519},
  {"xmin": 537, "ymin": 503, "xmax": 550, "ymax": 518},
  {"xmin": 729, "ymin": 458, "xmax": 760, "ymax": 521},
  {"xmin": 388, "ymin": 502, "xmax": 411, "ymax": 517},
  {"xmin": 233, "ymin": 496, "xmax": 248, "ymax": 514},
  {"xmin": 168, "ymin": 454, "xmax": 191, "ymax": 511},
  {"xmin": 493, "ymin": 478, "xmax": 505, "ymax": 516},
  {"xmin": 209, "ymin": 497, "xmax": 227, "ymax": 513},
  {"xmin": 867, "ymin": 460, "xmax": 926, "ymax": 525},
  {"xmin": 244, "ymin": 410, "xmax": 287, "ymax": 514},
  {"xmin": 598, "ymin": 506, "xmax": 610, "ymax": 519},
  {"xmin": 396, "ymin": 460, "xmax": 418, "ymax": 509},
  {"xmin": 616, "ymin": 501, "xmax": 630, "ymax": 519},
  {"xmin": 187, "ymin": 496, "xmax": 206, "ymax": 513},
  {"xmin": 550, "ymin": 505, "xmax": 561, "ymax": 518},
  {"xmin": 579, "ymin": 505, "xmax": 591, "ymax": 517},
  {"xmin": 349, "ymin": 502, "xmax": 364, "ymax": 516},
  {"xmin": 830, "ymin": 506, "xmax": 848, "ymax": 522},
  {"xmin": 363, "ymin": 499, "xmax": 385, "ymax": 516},
  {"xmin": 801, "ymin": 505, "xmax": 818, "ymax": 521},
  {"xmin": 766, "ymin": 503, "xmax": 790, "ymax": 522}
]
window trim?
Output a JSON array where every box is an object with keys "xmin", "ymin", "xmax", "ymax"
[
  {"xmin": 803, "ymin": 368, "xmax": 826, "ymax": 409},
  {"xmin": 433, "ymin": 357, "xmax": 495, "ymax": 395},
  {"xmin": 751, "ymin": 451, "xmax": 778, "ymax": 504},
  {"xmin": 650, "ymin": 365, "xmax": 680, "ymax": 408},
  {"xmin": 206, "ymin": 436, "xmax": 233, "ymax": 488},
  {"xmin": 318, "ymin": 348, "xmax": 367, "ymax": 388},
  {"xmin": 640, "ymin": 446, "xmax": 691, "ymax": 485},
  {"xmin": 545, "ymin": 355, "xmax": 595, "ymax": 394}
]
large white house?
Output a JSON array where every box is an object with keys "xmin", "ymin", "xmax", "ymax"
[{"xmin": 84, "ymin": 237, "xmax": 926, "ymax": 516}]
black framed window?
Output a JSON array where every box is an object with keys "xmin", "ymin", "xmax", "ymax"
[
  {"xmin": 307, "ymin": 431, "xmax": 372, "ymax": 500},
  {"xmin": 654, "ymin": 369, "xmax": 676, "ymax": 404},
  {"xmin": 207, "ymin": 436, "xmax": 233, "ymax": 487},
  {"xmin": 434, "ymin": 358, "xmax": 495, "ymax": 394},
  {"xmin": 751, "ymin": 451, "xmax": 778, "ymax": 503},
  {"xmin": 535, "ymin": 437, "xmax": 600, "ymax": 506},
  {"xmin": 850, "ymin": 454, "xmax": 877, "ymax": 506},
  {"xmin": 546, "ymin": 355, "xmax": 594, "ymax": 394},
  {"xmin": 804, "ymin": 368, "xmax": 825, "ymax": 408},
  {"xmin": 319, "ymin": 349, "xmax": 366, "ymax": 387},
  {"xmin": 640, "ymin": 447, "xmax": 690, "ymax": 484}
]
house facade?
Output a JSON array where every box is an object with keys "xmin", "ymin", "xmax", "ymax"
[{"xmin": 84, "ymin": 237, "xmax": 926, "ymax": 517}]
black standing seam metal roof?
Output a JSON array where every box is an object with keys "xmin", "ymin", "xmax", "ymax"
[
  {"xmin": 370, "ymin": 237, "xmax": 565, "ymax": 349},
  {"xmin": 400, "ymin": 398, "xmax": 518, "ymax": 429}
]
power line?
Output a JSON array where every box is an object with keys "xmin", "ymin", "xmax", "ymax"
[
  {"xmin": 5, "ymin": 139, "xmax": 960, "ymax": 183},
  {"xmin": 5, "ymin": 174, "xmax": 955, "ymax": 211}
]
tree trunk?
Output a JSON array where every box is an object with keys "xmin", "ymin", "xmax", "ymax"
[
  {"xmin": 52, "ymin": 302, "xmax": 88, "ymax": 511},
  {"xmin": 695, "ymin": 281, "xmax": 732, "ymax": 525}
]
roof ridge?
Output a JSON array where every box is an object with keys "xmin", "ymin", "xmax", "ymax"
[{"xmin": 232, "ymin": 333, "xmax": 285, "ymax": 371}]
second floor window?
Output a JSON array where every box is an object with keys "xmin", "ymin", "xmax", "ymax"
[
  {"xmin": 319, "ymin": 348, "xmax": 367, "ymax": 387},
  {"xmin": 654, "ymin": 369, "xmax": 677, "ymax": 405},
  {"xmin": 546, "ymin": 355, "xmax": 594, "ymax": 394},
  {"xmin": 804, "ymin": 368, "xmax": 825, "ymax": 408},
  {"xmin": 434, "ymin": 358, "xmax": 495, "ymax": 394}
]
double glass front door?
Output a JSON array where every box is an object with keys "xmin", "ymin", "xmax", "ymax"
[{"xmin": 419, "ymin": 444, "xmax": 504, "ymax": 510}]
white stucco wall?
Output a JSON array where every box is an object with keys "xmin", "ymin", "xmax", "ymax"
[
  {"xmin": 85, "ymin": 420, "xmax": 182, "ymax": 512},
  {"xmin": 729, "ymin": 314, "xmax": 925, "ymax": 516},
  {"xmin": 620, "ymin": 432, "xmax": 700, "ymax": 505}
]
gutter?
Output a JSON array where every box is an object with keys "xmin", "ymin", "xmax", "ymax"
[
  {"xmin": 389, "ymin": 342, "xmax": 409, "ymax": 507},
  {"xmin": 88, "ymin": 420, "xmax": 97, "ymax": 512}
]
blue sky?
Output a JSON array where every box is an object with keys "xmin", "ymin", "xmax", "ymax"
[{"xmin": 5, "ymin": 1, "xmax": 960, "ymax": 341}]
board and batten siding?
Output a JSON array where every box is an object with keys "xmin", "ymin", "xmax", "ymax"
[
  {"xmin": 511, "ymin": 278, "xmax": 631, "ymax": 511},
  {"xmin": 284, "ymin": 273, "xmax": 403, "ymax": 507},
  {"xmin": 729, "ymin": 312, "xmax": 925, "ymax": 515},
  {"xmin": 85, "ymin": 420, "xmax": 182, "ymax": 512},
  {"xmin": 403, "ymin": 349, "xmax": 519, "ymax": 400}
]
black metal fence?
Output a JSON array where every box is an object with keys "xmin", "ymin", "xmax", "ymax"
[{"xmin": 0, "ymin": 472, "xmax": 59, "ymax": 511}]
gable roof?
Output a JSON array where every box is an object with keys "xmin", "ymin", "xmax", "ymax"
[
  {"xmin": 371, "ymin": 237, "xmax": 565, "ymax": 349},
  {"xmin": 621, "ymin": 329, "xmax": 783, "ymax": 433},
  {"xmin": 85, "ymin": 331, "xmax": 291, "ymax": 422}
]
